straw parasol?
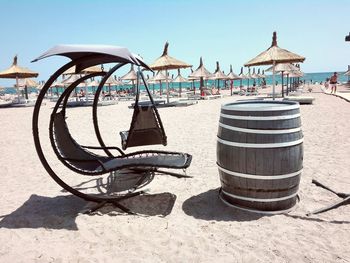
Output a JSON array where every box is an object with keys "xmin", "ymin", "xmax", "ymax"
[
  {"xmin": 172, "ymin": 69, "xmax": 189, "ymax": 97},
  {"xmin": 61, "ymin": 74, "xmax": 86, "ymax": 86},
  {"xmin": 89, "ymin": 79, "xmax": 100, "ymax": 94},
  {"xmin": 226, "ymin": 65, "xmax": 240, "ymax": 95},
  {"xmin": 120, "ymin": 64, "xmax": 137, "ymax": 93},
  {"xmin": 0, "ymin": 55, "xmax": 38, "ymax": 102},
  {"xmin": 257, "ymin": 69, "xmax": 265, "ymax": 79},
  {"xmin": 237, "ymin": 67, "xmax": 247, "ymax": 89},
  {"xmin": 246, "ymin": 68, "xmax": 253, "ymax": 88},
  {"xmin": 266, "ymin": 63, "xmax": 300, "ymax": 97},
  {"xmin": 210, "ymin": 61, "xmax": 227, "ymax": 90},
  {"xmin": 251, "ymin": 68, "xmax": 259, "ymax": 79},
  {"xmin": 17, "ymin": 78, "xmax": 39, "ymax": 99},
  {"xmin": 244, "ymin": 31, "xmax": 305, "ymax": 99},
  {"xmin": 104, "ymin": 75, "xmax": 123, "ymax": 93},
  {"xmin": 188, "ymin": 57, "xmax": 212, "ymax": 95},
  {"xmin": 151, "ymin": 71, "xmax": 169, "ymax": 96},
  {"xmin": 61, "ymin": 74, "xmax": 86, "ymax": 100},
  {"xmin": 63, "ymin": 65, "xmax": 104, "ymax": 75},
  {"xmin": 63, "ymin": 65, "xmax": 106, "ymax": 99},
  {"xmin": 149, "ymin": 42, "xmax": 192, "ymax": 103}
]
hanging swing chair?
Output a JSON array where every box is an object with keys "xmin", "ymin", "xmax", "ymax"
[
  {"xmin": 32, "ymin": 44, "xmax": 192, "ymax": 214},
  {"xmin": 120, "ymin": 70, "xmax": 167, "ymax": 150}
]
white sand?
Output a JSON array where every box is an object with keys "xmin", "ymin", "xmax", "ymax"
[{"xmin": 0, "ymin": 86, "xmax": 349, "ymax": 262}]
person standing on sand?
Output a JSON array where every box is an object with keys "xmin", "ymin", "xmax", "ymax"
[{"xmin": 330, "ymin": 72, "xmax": 338, "ymax": 94}]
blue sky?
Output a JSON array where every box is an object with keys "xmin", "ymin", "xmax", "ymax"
[{"xmin": 0, "ymin": 0, "xmax": 349, "ymax": 85}]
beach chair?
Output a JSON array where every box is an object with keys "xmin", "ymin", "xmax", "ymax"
[
  {"xmin": 32, "ymin": 45, "xmax": 193, "ymax": 214},
  {"xmin": 201, "ymin": 89, "xmax": 223, "ymax": 100},
  {"xmin": 245, "ymin": 86, "xmax": 259, "ymax": 96}
]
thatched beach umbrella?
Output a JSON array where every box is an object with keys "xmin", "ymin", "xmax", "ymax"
[
  {"xmin": 266, "ymin": 63, "xmax": 299, "ymax": 97},
  {"xmin": 188, "ymin": 57, "xmax": 212, "ymax": 95},
  {"xmin": 151, "ymin": 71, "xmax": 169, "ymax": 96},
  {"xmin": 51, "ymin": 79, "xmax": 66, "ymax": 96},
  {"xmin": 63, "ymin": 65, "xmax": 104, "ymax": 75},
  {"xmin": 251, "ymin": 68, "xmax": 259, "ymax": 79},
  {"xmin": 226, "ymin": 65, "xmax": 240, "ymax": 95},
  {"xmin": 104, "ymin": 75, "xmax": 123, "ymax": 93},
  {"xmin": 17, "ymin": 78, "xmax": 39, "ymax": 99},
  {"xmin": 172, "ymin": 68, "xmax": 189, "ymax": 97},
  {"xmin": 210, "ymin": 61, "xmax": 227, "ymax": 91},
  {"xmin": 238, "ymin": 67, "xmax": 247, "ymax": 89},
  {"xmin": 246, "ymin": 68, "xmax": 253, "ymax": 88},
  {"xmin": 149, "ymin": 42, "xmax": 191, "ymax": 103},
  {"xmin": 62, "ymin": 74, "xmax": 86, "ymax": 100},
  {"xmin": 64, "ymin": 65, "xmax": 106, "ymax": 99},
  {"xmin": 0, "ymin": 55, "xmax": 38, "ymax": 102},
  {"xmin": 120, "ymin": 64, "xmax": 137, "ymax": 94},
  {"xmin": 257, "ymin": 69, "xmax": 265, "ymax": 79},
  {"xmin": 285, "ymin": 69, "xmax": 304, "ymax": 93},
  {"xmin": 244, "ymin": 31, "xmax": 305, "ymax": 99},
  {"xmin": 88, "ymin": 79, "xmax": 100, "ymax": 94}
]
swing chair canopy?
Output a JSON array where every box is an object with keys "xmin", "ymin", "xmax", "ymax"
[{"xmin": 32, "ymin": 44, "xmax": 151, "ymax": 72}]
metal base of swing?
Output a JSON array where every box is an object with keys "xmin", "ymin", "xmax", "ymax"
[{"xmin": 307, "ymin": 179, "xmax": 350, "ymax": 216}]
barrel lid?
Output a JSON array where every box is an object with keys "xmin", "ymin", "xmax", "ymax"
[{"xmin": 221, "ymin": 100, "xmax": 300, "ymax": 111}]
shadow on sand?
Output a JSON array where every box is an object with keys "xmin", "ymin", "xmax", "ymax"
[
  {"xmin": 182, "ymin": 188, "xmax": 350, "ymax": 224},
  {"xmin": 182, "ymin": 188, "xmax": 264, "ymax": 222},
  {"xmin": 0, "ymin": 192, "xmax": 177, "ymax": 231},
  {"xmin": 0, "ymin": 195, "xmax": 85, "ymax": 231}
]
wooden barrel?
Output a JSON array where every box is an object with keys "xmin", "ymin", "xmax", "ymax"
[{"xmin": 217, "ymin": 100, "xmax": 303, "ymax": 214}]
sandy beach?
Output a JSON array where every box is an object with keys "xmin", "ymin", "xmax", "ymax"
[{"xmin": 0, "ymin": 85, "xmax": 349, "ymax": 262}]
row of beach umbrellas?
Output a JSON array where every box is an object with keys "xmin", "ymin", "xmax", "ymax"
[{"xmin": 0, "ymin": 31, "xmax": 305, "ymax": 103}]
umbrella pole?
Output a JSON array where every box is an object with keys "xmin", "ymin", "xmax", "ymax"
[
  {"xmin": 286, "ymin": 74, "xmax": 289, "ymax": 96},
  {"xmin": 272, "ymin": 61, "xmax": 276, "ymax": 100},
  {"xmin": 281, "ymin": 71, "xmax": 284, "ymax": 97},
  {"xmin": 179, "ymin": 82, "xmax": 182, "ymax": 98},
  {"xmin": 25, "ymin": 85, "xmax": 29, "ymax": 100},
  {"xmin": 230, "ymin": 80, "xmax": 233, "ymax": 96},
  {"xmin": 16, "ymin": 76, "xmax": 20, "ymax": 103},
  {"xmin": 166, "ymin": 69, "xmax": 169, "ymax": 103},
  {"xmin": 160, "ymin": 81, "xmax": 162, "ymax": 96},
  {"xmin": 85, "ymin": 82, "xmax": 88, "ymax": 101}
]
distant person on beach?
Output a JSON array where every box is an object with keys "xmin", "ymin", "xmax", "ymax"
[{"xmin": 330, "ymin": 72, "xmax": 338, "ymax": 94}]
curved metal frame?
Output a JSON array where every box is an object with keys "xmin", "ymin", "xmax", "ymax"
[
  {"xmin": 32, "ymin": 57, "xmax": 151, "ymax": 203},
  {"xmin": 49, "ymin": 72, "xmax": 108, "ymax": 176},
  {"xmin": 92, "ymin": 62, "xmax": 127, "ymax": 157}
]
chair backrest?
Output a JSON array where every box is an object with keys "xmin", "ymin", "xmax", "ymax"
[
  {"xmin": 52, "ymin": 111, "xmax": 107, "ymax": 173},
  {"xmin": 121, "ymin": 70, "xmax": 167, "ymax": 150},
  {"xmin": 123, "ymin": 105, "xmax": 167, "ymax": 149}
]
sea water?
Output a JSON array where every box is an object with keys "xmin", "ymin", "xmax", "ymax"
[{"xmin": 1, "ymin": 72, "xmax": 348, "ymax": 94}]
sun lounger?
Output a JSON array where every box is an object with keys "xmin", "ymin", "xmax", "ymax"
[
  {"xmin": 201, "ymin": 89, "xmax": 223, "ymax": 100},
  {"xmin": 0, "ymin": 100, "xmax": 13, "ymax": 108},
  {"xmin": 283, "ymin": 96, "xmax": 315, "ymax": 105}
]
